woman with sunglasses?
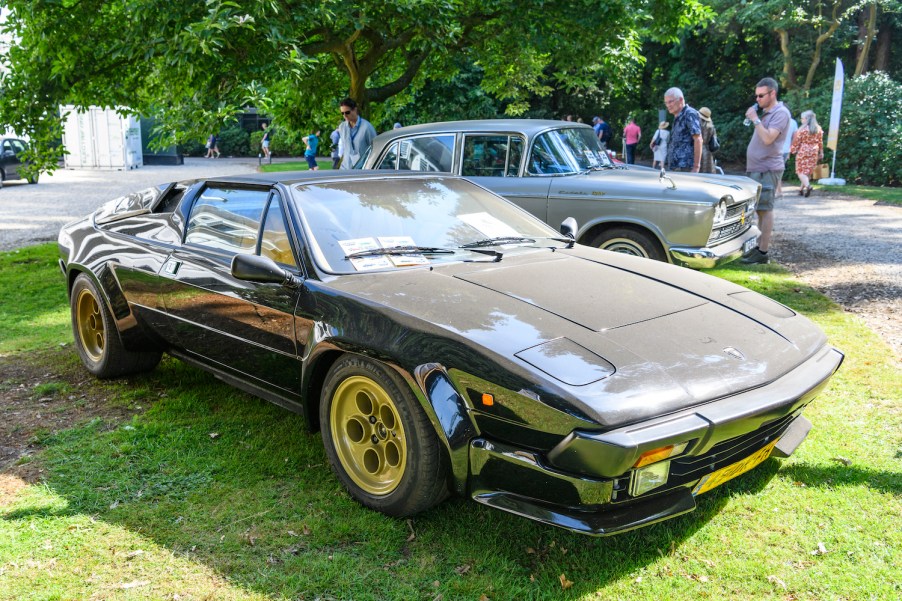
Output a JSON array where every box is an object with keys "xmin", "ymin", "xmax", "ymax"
[{"xmin": 338, "ymin": 98, "xmax": 377, "ymax": 169}]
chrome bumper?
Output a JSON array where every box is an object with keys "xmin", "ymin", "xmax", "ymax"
[{"xmin": 670, "ymin": 226, "xmax": 760, "ymax": 269}]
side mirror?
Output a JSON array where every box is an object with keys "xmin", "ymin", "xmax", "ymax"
[
  {"xmin": 560, "ymin": 217, "xmax": 578, "ymax": 240},
  {"xmin": 231, "ymin": 253, "xmax": 302, "ymax": 288}
]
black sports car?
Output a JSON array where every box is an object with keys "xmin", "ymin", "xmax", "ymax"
[{"xmin": 58, "ymin": 172, "xmax": 843, "ymax": 535}]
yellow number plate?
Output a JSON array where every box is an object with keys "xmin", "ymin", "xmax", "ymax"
[{"xmin": 692, "ymin": 439, "xmax": 779, "ymax": 496}]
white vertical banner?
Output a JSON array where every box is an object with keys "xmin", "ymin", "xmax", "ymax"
[{"xmin": 826, "ymin": 58, "xmax": 844, "ymax": 151}]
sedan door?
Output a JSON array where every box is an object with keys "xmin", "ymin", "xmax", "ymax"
[
  {"xmin": 159, "ymin": 184, "xmax": 303, "ymax": 395},
  {"xmin": 459, "ymin": 134, "xmax": 552, "ymax": 223}
]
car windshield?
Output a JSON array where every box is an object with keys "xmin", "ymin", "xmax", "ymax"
[
  {"xmin": 528, "ymin": 127, "xmax": 614, "ymax": 175},
  {"xmin": 291, "ymin": 177, "xmax": 561, "ymax": 274}
]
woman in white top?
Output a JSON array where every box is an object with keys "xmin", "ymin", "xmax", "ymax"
[{"xmin": 650, "ymin": 121, "xmax": 670, "ymax": 169}]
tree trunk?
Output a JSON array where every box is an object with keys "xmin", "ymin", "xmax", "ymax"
[
  {"xmin": 874, "ymin": 17, "xmax": 892, "ymax": 72},
  {"xmin": 803, "ymin": 5, "xmax": 841, "ymax": 91},
  {"xmin": 777, "ymin": 29, "xmax": 798, "ymax": 89},
  {"xmin": 853, "ymin": 4, "xmax": 877, "ymax": 77}
]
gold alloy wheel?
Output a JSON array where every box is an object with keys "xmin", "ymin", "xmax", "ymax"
[
  {"xmin": 75, "ymin": 288, "xmax": 105, "ymax": 363},
  {"xmin": 329, "ymin": 375, "xmax": 407, "ymax": 495}
]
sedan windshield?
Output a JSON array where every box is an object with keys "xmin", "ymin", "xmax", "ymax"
[
  {"xmin": 291, "ymin": 177, "xmax": 561, "ymax": 274},
  {"xmin": 528, "ymin": 127, "xmax": 614, "ymax": 175}
]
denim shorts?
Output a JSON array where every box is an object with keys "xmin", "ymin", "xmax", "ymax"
[
  {"xmin": 746, "ymin": 170, "xmax": 783, "ymax": 211},
  {"xmin": 305, "ymin": 155, "xmax": 318, "ymax": 169}
]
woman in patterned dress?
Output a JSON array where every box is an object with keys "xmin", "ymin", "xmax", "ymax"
[{"xmin": 790, "ymin": 110, "xmax": 824, "ymax": 197}]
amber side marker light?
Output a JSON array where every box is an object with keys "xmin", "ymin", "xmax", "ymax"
[
  {"xmin": 481, "ymin": 393, "xmax": 494, "ymax": 406},
  {"xmin": 633, "ymin": 442, "xmax": 688, "ymax": 468}
]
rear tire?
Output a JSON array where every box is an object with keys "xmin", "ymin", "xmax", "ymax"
[
  {"xmin": 591, "ymin": 227, "xmax": 665, "ymax": 261},
  {"xmin": 320, "ymin": 355, "xmax": 448, "ymax": 517},
  {"xmin": 70, "ymin": 273, "xmax": 161, "ymax": 378}
]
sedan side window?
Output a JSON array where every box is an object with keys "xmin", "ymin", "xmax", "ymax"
[
  {"xmin": 185, "ymin": 186, "xmax": 269, "ymax": 254},
  {"xmin": 260, "ymin": 195, "xmax": 298, "ymax": 268},
  {"xmin": 377, "ymin": 142, "xmax": 399, "ymax": 170},
  {"xmin": 10, "ymin": 140, "xmax": 27, "ymax": 154},
  {"xmin": 462, "ymin": 135, "xmax": 523, "ymax": 177},
  {"xmin": 384, "ymin": 135, "xmax": 454, "ymax": 172}
]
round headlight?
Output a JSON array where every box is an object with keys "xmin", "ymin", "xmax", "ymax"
[{"xmin": 713, "ymin": 200, "xmax": 728, "ymax": 224}]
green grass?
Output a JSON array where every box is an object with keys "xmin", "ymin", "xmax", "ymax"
[
  {"xmin": 0, "ymin": 244, "xmax": 70, "ymax": 355},
  {"xmin": 814, "ymin": 184, "xmax": 902, "ymax": 205},
  {"xmin": 259, "ymin": 160, "xmax": 334, "ymax": 173},
  {"xmin": 1, "ymin": 244, "xmax": 900, "ymax": 600}
]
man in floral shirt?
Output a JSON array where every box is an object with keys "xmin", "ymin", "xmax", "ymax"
[{"xmin": 663, "ymin": 88, "xmax": 701, "ymax": 172}]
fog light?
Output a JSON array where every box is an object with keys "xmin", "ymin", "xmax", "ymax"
[
  {"xmin": 630, "ymin": 460, "xmax": 671, "ymax": 497},
  {"xmin": 633, "ymin": 442, "xmax": 688, "ymax": 468}
]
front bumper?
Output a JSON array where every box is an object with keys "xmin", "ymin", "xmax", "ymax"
[
  {"xmin": 467, "ymin": 345, "xmax": 843, "ymax": 536},
  {"xmin": 670, "ymin": 226, "xmax": 760, "ymax": 269}
]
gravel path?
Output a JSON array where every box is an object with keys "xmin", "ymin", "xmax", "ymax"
[
  {"xmin": 771, "ymin": 185, "xmax": 901, "ymax": 361},
  {"xmin": 0, "ymin": 158, "xmax": 261, "ymax": 250},
  {"xmin": 1, "ymin": 163, "xmax": 899, "ymax": 360}
]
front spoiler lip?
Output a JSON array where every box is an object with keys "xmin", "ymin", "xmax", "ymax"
[
  {"xmin": 670, "ymin": 226, "xmax": 760, "ymax": 268},
  {"xmin": 473, "ymin": 487, "xmax": 698, "ymax": 537},
  {"xmin": 546, "ymin": 345, "xmax": 844, "ymax": 479}
]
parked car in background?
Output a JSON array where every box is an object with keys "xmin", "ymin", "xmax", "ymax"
[
  {"xmin": 0, "ymin": 137, "xmax": 38, "ymax": 187},
  {"xmin": 360, "ymin": 120, "xmax": 760, "ymax": 268},
  {"xmin": 58, "ymin": 171, "xmax": 842, "ymax": 536}
]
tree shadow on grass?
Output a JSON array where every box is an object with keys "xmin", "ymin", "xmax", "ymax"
[{"xmin": 0, "ymin": 357, "xmax": 818, "ymax": 600}]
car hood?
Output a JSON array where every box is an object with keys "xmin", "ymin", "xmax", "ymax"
[
  {"xmin": 562, "ymin": 168, "xmax": 759, "ymax": 203},
  {"xmin": 324, "ymin": 248, "xmax": 826, "ymax": 427}
]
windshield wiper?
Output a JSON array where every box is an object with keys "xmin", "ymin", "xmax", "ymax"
[
  {"xmin": 460, "ymin": 236, "xmax": 536, "ymax": 248},
  {"xmin": 541, "ymin": 236, "xmax": 576, "ymax": 248},
  {"xmin": 346, "ymin": 245, "xmax": 503, "ymax": 263},
  {"xmin": 345, "ymin": 245, "xmax": 454, "ymax": 259}
]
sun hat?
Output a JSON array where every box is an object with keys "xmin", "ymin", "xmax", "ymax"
[
  {"xmin": 698, "ymin": 107, "xmax": 712, "ymax": 122},
  {"xmin": 659, "ymin": 121, "xmax": 669, "ymax": 129}
]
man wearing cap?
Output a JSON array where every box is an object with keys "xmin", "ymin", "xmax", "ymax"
[{"xmin": 663, "ymin": 88, "xmax": 702, "ymax": 172}]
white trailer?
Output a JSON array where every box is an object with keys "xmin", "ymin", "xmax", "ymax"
[{"xmin": 60, "ymin": 106, "xmax": 143, "ymax": 170}]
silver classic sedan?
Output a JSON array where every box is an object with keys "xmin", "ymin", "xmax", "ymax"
[{"xmin": 360, "ymin": 120, "xmax": 760, "ymax": 268}]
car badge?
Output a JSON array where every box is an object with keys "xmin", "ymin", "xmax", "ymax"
[{"xmin": 723, "ymin": 347, "xmax": 745, "ymax": 360}]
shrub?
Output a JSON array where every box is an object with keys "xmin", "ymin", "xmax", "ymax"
[
  {"xmin": 793, "ymin": 72, "xmax": 902, "ymax": 186},
  {"xmin": 216, "ymin": 125, "xmax": 250, "ymax": 157}
]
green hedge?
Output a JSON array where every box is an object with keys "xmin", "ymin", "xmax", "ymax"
[{"xmin": 786, "ymin": 72, "xmax": 902, "ymax": 186}]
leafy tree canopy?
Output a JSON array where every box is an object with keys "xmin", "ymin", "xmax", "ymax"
[{"xmin": 0, "ymin": 0, "xmax": 709, "ymax": 176}]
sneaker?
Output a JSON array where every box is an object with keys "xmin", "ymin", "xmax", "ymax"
[{"xmin": 740, "ymin": 247, "xmax": 769, "ymax": 264}]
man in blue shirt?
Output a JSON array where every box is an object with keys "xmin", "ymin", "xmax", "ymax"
[
  {"xmin": 592, "ymin": 116, "xmax": 612, "ymax": 150},
  {"xmin": 663, "ymin": 88, "xmax": 702, "ymax": 172}
]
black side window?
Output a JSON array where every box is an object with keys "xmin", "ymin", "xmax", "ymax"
[
  {"xmin": 259, "ymin": 195, "xmax": 297, "ymax": 268},
  {"xmin": 185, "ymin": 186, "xmax": 269, "ymax": 254},
  {"xmin": 462, "ymin": 135, "xmax": 523, "ymax": 177},
  {"xmin": 385, "ymin": 135, "xmax": 455, "ymax": 172},
  {"xmin": 377, "ymin": 142, "xmax": 399, "ymax": 169}
]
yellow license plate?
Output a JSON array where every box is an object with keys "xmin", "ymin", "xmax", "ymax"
[{"xmin": 692, "ymin": 439, "xmax": 779, "ymax": 496}]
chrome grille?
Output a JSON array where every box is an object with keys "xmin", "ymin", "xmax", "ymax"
[{"xmin": 709, "ymin": 200, "xmax": 753, "ymax": 245}]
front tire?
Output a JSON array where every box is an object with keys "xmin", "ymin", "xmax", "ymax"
[
  {"xmin": 70, "ymin": 273, "xmax": 161, "ymax": 378},
  {"xmin": 591, "ymin": 226, "xmax": 665, "ymax": 261},
  {"xmin": 320, "ymin": 355, "xmax": 448, "ymax": 517}
]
